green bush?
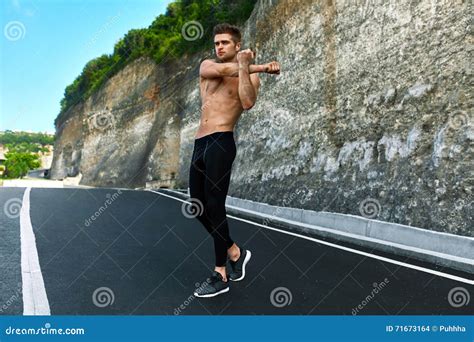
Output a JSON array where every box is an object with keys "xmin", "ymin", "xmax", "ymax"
[
  {"xmin": 4, "ymin": 152, "xmax": 41, "ymax": 179},
  {"xmin": 0, "ymin": 131, "xmax": 53, "ymax": 179}
]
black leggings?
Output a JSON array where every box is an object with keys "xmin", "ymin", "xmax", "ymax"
[{"xmin": 189, "ymin": 131, "xmax": 236, "ymax": 267}]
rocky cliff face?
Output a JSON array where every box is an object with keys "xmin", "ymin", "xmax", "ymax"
[
  {"xmin": 51, "ymin": 0, "xmax": 473, "ymax": 236},
  {"xmin": 51, "ymin": 56, "xmax": 188, "ymax": 188},
  {"xmin": 38, "ymin": 145, "xmax": 54, "ymax": 169}
]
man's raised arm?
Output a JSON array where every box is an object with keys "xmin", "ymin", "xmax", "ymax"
[
  {"xmin": 237, "ymin": 49, "xmax": 260, "ymax": 110},
  {"xmin": 200, "ymin": 59, "xmax": 268, "ymax": 78}
]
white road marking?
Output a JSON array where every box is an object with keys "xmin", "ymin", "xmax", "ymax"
[
  {"xmin": 20, "ymin": 187, "xmax": 50, "ymax": 315},
  {"xmin": 146, "ymin": 189, "xmax": 474, "ymax": 285}
]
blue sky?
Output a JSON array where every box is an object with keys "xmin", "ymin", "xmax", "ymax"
[{"xmin": 1, "ymin": 0, "xmax": 174, "ymax": 135}]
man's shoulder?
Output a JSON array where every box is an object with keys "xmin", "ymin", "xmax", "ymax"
[{"xmin": 200, "ymin": 58, "xmax": 218, "ymax": 65}]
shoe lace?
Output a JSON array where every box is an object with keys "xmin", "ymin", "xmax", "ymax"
[{"xmin": 207, "ymin": 272, "xmax": 222, "ymax": 284}]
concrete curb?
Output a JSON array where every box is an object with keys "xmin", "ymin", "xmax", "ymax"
[{"xmin": 155, "ymin": 188, "xmax": 474, "ymax": 275}]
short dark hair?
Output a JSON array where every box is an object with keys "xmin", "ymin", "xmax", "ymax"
[{"xmin": 213, "ymin": 23, "xmax": 241, "ymax": 43}]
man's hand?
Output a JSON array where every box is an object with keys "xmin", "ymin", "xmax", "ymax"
[
  {"xmin": 264, "ymin": 61, "xmax": 280, "ymax": 74},
  {"xmin": 237, "ymin": 49, "xmax": 255, "ymax": 64}
]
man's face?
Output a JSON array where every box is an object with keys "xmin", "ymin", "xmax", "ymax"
[{"xmin": 214, "ymin": 33, "xmax": 240, "ymax": 62}]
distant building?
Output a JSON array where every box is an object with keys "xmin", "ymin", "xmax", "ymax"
[{"xmin": 0, "ymin": 146, "xmax": 7, "ymax": 166}]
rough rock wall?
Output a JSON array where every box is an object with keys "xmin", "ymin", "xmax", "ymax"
[
  {"xmin": 52, "ymin": 0, "xmax": 472, "ymax": 236},
  {"xmin": 179, "ymin": 0, "xmax": 473, "ymax": 236},
  {"xmin": 51, "ymin": 56, "xmax": 185, "ymax": 188},
  {"xmin": 38, "ymin": 145, "xmax": 54, "ymax": 169}
]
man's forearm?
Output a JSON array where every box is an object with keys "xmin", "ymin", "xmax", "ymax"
[
  {"xmin": 238, "ymin": 63, "xmax": 257, "ymax": 109},
  {"xmin": 222, "ymin": 63, "xmax": 265, "ymax": 77}
]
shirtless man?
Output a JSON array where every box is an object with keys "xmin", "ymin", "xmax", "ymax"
[{"xmin": 191, "ymin": 23, "xmax": 280, "ymax": 298}]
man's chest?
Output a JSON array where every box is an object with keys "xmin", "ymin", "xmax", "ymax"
[{"xmin": 200, "ymin": 77, "xmax": 240, "ymax": 98}]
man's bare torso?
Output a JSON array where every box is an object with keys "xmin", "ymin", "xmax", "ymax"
[{"xmin": 196, "ymin": 63, "xmax": 244, "ymax": 139}]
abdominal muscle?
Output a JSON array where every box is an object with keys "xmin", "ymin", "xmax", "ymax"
[
  {"xmin": 195, "ymin": 77, "xmax": 244, "ymax": 139},
  {"xmin": 195, "ymin": 111, "xmax": 241, "ymax": 139}
]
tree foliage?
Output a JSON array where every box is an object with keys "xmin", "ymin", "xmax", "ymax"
[
  {"xmin": 0, "ymin": 131, "xmax": 53, "ymax": 179},
  {"xmin": 0, "ymin": 130, "xmax": 55, "ymax": 146},
  {"xmin": 3, "ymin": 152, "xmax": 41, "ymax": 179}
]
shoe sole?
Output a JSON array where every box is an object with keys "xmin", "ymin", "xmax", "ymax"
[
  {"xmin": 193, "ymin": 286, "xmax": 229, "ymax": 298},
  {"xmin": 230, "ymin": 250, "xmax": 251, "ymax": 282}
]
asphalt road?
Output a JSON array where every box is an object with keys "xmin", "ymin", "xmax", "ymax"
[{"xmin": 0, "ymin": 187, "xmax": 472, "ymax": 315}]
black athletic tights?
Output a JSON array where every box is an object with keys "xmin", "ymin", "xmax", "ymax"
[{"xmin": 189, "ymin": 131, "xmax": 236, "ymax": 267}]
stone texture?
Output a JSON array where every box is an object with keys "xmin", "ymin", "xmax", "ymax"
[{"xmin": 51, "ymin": 56, "xmax": 187, "ymax": 188}]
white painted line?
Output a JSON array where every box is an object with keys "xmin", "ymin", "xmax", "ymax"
[
  {"xmin": 146, "ymin": 189, "xmax": 474, "ymax": 285},
  {"xmin": 229, "ymin": 215, "xmax": 474, "ymax": 285},
  {"xmin": 227, "ymin": 204, "xmax": 474, "ymax": 265},
  {"xmin": 146, "ymin": 189, "xmax": 189, "ymax": 203},
  {"xmin": 20, "ymin": 187, "xmax": 50, "ymax": 315}
]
